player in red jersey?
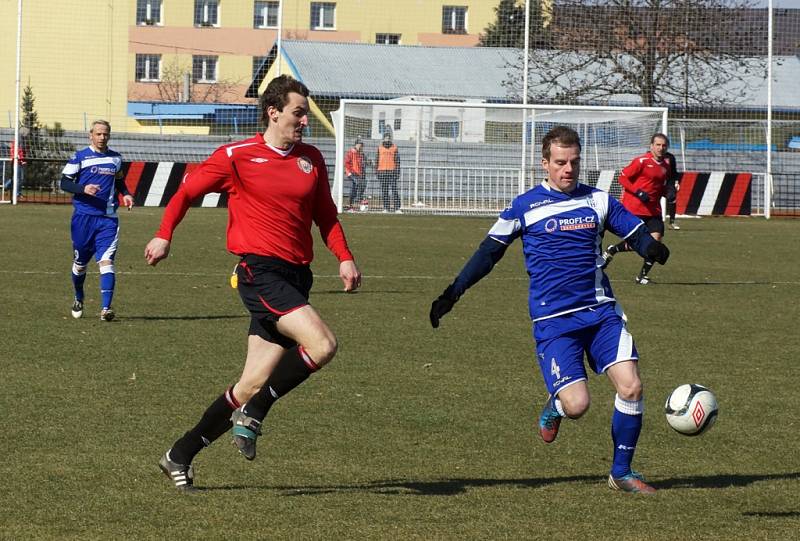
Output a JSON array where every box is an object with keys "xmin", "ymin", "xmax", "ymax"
[
  {"xmin": 145, "ymin": 75, "xmax": 362, "ymax": 491},
  {"xmin": 601, "ymin": 133, "xmax": 674, "ymax": 284}
]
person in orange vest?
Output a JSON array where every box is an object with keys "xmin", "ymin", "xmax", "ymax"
[
  {"xmin": 375, "ymin": 131, "xmax": 401, "ymax": 213},
  {"xmin": 3, "ymin": 140, "xmax": 26, "ymax": 198},
  {"xmin": 344, "ymin": 137, "xmax": 367, "ymax": 211}
]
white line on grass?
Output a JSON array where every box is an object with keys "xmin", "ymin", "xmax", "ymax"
[{"xmin": 1, "ymin": 269, "xmax": 798, "ymax": 285}]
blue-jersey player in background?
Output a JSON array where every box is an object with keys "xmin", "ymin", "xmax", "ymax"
[
  {"xmin": 429, "ymin": 126, "xmax": 670, "ymax": 494},
  {"xmin": 60, "ymin": 120, "xmax": 133, "ymax": 321}
]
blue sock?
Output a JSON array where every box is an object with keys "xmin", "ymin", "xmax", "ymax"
[
  {"xmin": 610, "ymin": 394, "xmax": 643, "ymax": 479},
  {"xmin": 72, "ymin": 264, "xmax": 86, "ymax": 302},
  {"xmin": 99, "ymin": 266, "xmax": 115, "ymax": 309}
]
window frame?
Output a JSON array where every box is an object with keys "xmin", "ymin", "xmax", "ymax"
[
  {"xmin": 310, "ymin": 2, "xmax": 336, "ymax": 31},
  {"xmin": 442, "ymin": 5, "xmax": 468, "ymax": 35},
  {"xmin": 194, "ymin": 0, "xmax": 220, "ymax": 27},
  {"xmin": 192, "ymin": 55, "xmax": 219, "ymax": 83},
  {"xmin": 375, "ymin": 33, "xmax": 401, "ymax": 45},
  {"xmin": 254, "ymin": 1, "xmax": 279, "ymax": 29},
  {"xmin": 136, "ymin": 0, "xmax": 163, "ymax": 26},
  {"xmin": 393, "ymin": 108, "xmax": 402, "ymax": 132},
  {"xmin": 135, "ymin": 53, "xmax": 161, "ymax": 82}
]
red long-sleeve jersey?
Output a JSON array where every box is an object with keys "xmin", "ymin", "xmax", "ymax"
[
  {"xmin": 155, "ymin": 133, "xmax": 353, "ymax": 265},
  {"xmin": 344, "ymin": 147, "xmax": 364, "ymax": 176},
  {"xmin": 618, "ymin": 151, "xmax": 672, "ymax": 217}
]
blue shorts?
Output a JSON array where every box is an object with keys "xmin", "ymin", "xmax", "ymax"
[
  {"xmin": 533, "ymin": 302, "xmax": 638, "ymax": 396},
  {"xmin": 71, "ymin": 213, "xmax": 120, "ymax": 265}
]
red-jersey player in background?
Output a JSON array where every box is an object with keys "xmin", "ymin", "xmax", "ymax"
[
  {"xmin": 601, "ymin": 133, "xmax": 673, "ymax": 284},
  {"xmin": 145, "ymin": 75, "xmax": 362, "ymax": 491}
]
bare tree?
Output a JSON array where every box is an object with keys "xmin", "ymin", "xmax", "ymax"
[
  {"xmin": 505, "ymin": 0, "xmax": 767, "ymax": 108},
  {"xmin": 149, "ymin": 57, "xmax": 243, "ymax": 104}
]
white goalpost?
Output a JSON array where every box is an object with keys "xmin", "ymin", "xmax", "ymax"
[{"xmin": 332, "ymin": 99, "xmax": 668, "ymax": 215}]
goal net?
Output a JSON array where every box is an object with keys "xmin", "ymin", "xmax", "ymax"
[{"xmin": 332, "ymin": 99, "xmax": 667, "ymax": 215}]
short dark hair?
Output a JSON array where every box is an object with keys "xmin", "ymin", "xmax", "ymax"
[
  {"xmin": 650, "ymin": 133, "xmax": 670, "ymax": 145},
  {"xmin": 542, "ymin": 126, "xmax": 581, "ymax": 160},
  {"xmin": 259, "ymin": 75, "xmax": 310, "ymax": 124}
]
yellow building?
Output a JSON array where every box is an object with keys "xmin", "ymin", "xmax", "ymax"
[
  {"xmin": 0, "ymin": 0, "xmax": 501, "ymax": 134},
  {"xmin": 0, "ymin": 1, "xmax": 130, "ymax": 132}
]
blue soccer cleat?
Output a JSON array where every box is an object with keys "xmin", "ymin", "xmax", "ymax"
[
  {"xmin": 231, "ymin": 409, "xmax": 263, "ymax": 461},
  {"xmin": 538, "ymin": 395, "xmax": 563, "ymax": 443},
  {"xmin": 608, "ymin": 470, "xmax": 656, "ymax": 494}
]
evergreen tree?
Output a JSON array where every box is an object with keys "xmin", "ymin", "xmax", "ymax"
[
  {"xmin": 21, "ymin": 83, "xmax": 41, "ymax": 137},
  {"xmin": 479, "ymin": 0, "xmax": 550, "ymax": 48},
  {"xmin": 18, "ymin": 84, "xmax": 72, "ymax": 191}
]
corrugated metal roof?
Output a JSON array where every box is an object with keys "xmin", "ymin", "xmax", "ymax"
[
  {"xmin": 278, "ymin": 40, "xmax": 518, "ymax": 101},
  {"xmin": 268, "ymin": 40, "xmax": 799, "ymax": 110}
]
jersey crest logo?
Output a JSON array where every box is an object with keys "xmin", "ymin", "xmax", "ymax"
[{"xmin": 297, "ymin": 156, "xmax": 313, "ymax": 174}]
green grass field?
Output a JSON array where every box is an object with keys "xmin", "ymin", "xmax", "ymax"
[{"xmin": 1, "ymin": 205, "xmax": 798, "ymax": 540}]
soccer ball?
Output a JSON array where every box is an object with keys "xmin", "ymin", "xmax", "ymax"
[{"xmin": 664, "ymin": 384, "xmax": 718, "ymax": 436}]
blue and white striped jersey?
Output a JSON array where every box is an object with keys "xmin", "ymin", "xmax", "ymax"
[
  {"xmin": 487, "ymin": 181, "xmax": 644, "ymax": 321},
  {"xmin": 62, "ymin": 146, "xmax": 124, "ymax": 216}
]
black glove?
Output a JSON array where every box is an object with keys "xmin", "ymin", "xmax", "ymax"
[
  {"xmin": 646, "ymin": 241, "xmax": 670, "ymax": 265},
  {"xmin": 635, "ymin": 190, "xmax": 650, "ymax": 203},
  {"xmin": 430, "ymin": 285, "xmax": 459, "ymax": 329}
]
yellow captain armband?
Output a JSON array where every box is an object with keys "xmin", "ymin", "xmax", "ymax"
[{"xmin": 230, "ymin": 263, "xmax": 239, "ymax": 289}]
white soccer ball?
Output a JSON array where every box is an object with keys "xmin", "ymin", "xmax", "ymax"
[{"xmin": 664, "ymin": 384, "xmax": 718, "ymax": 436}]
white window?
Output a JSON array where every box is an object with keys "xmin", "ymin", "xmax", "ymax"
[
  {"xmin": 135, "ymin": 54, "xmax": 161, "ymax": 82},
  {"xmin": 310, "ymin": 2, "xmax": 335, "ymax": 30},
  {"xmin": 434, "ymin": 118, "xmax": 461, "ymax": 140},
  {"xmin": 393, "ymin": 108, "xmax": 402, "ymax": 132},
  {"xmin": 192, "ymin": 55, "xmax": 218, "ymax": 83},
  {"xmin": 378, "ymin": 111, "xmax": 386, "ymax": 135},
  {"xmin": 254, "ymin": 1, "xmax": 279, "ymax": 28},
  {"xmin": 376, "ymin": 33, "xmax": 401, "ymax": 45},
  {"xmin": 194, "ymin": 0, "xmax": 220, "ymax": 27},
  {"xmin": 136, "ymin": 0, "xmax": 162, "ymax": 25},
  {"xmin": 442, "ymin": 6, "xmax": 467, "ymax": 34}
]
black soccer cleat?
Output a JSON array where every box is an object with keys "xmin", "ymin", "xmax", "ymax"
[
  {"xmin": 159, "ymin": 450, "xmax": 197, "ymax": 492},
  {"xmin": 598, "ymin": 245, "xmax": 618, "ymax": 270},
  {"xmin": 231, "ymin": 409, "xmax": 263, "ymax": 461},
  {"xmin": 71, "ymin": 299, "xmax": 84, "ymax": 319}
]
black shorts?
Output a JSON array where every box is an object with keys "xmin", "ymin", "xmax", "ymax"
[
  {"xmin": 637, "ymin": 215, "xmax": 665, "ymax": 236},
  {"xmin": 235, "ymin": 254, "xmax": 313, "ymax": 347}
]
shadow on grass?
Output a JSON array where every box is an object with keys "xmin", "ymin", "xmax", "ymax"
[
  {"xmin": 205, "ymin": 475, "xmax": 600, "ymax": 495},
  {"xmin": 311, "ymin": 289, "xmax": 409, "ymax": 295},
  {"xmin": 645, "ymin": 280, "xmax": 778, "ymax": 286},
  {"xmin": 742, "ymin": 511, "xmax": 800, "ymax": 518},
  {"xmin": 124, "ymin": 314, "xmax": 247, "ymax": 321},
  {"xmin": 201, "ymin": 471, "xmax": 800, "ymax": 495},
  {"xmin": 653, "ymin": 471, "xmax": 800, "ymax": 490}
]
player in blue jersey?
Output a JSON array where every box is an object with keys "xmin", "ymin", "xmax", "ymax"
[
  {"xmin": 429, "ymin": 126, "xmax": 670, "ymax": 494},
  {"xmin": 60, "ymin": 120, "xmax": 133, "ymax": 321}
]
